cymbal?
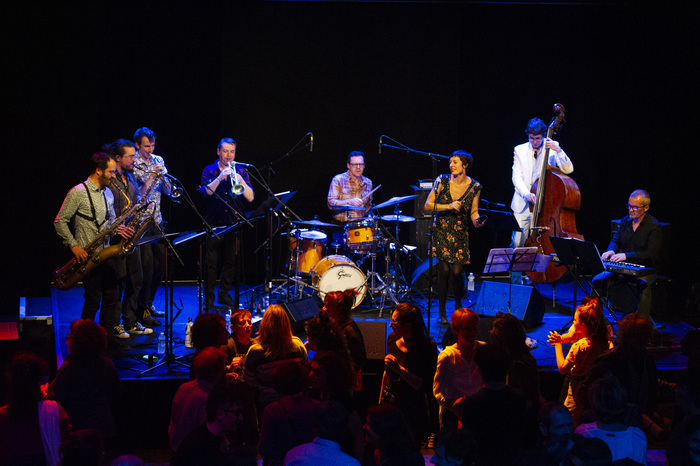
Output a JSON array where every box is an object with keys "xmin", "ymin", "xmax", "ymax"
[
  {"xmin": 292, "ymin": 219, "xmax": 338, "ymax": 227},
  {"xmin": 380, "ymin": 214, "xmax": 415, "ymax": 223},
  {"xmin": 373, "ymin": 194, "xmax": 419, "ymax": 210},
  {"xmin": 334, "ymin": 204, "xmax": 367, "ymax": 211}
]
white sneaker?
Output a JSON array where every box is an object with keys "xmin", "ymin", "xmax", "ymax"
[
  {"xmin": 113, "ymin": 325, "xmax": 130, "ymax": 339},
  {"xmin": 128, "ymin": 322, "xmax": 154, "ymax": 335}
]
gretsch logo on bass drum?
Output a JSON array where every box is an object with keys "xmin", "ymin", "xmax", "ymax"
[{"xmin": 336, "ymin": 269, "xmax": 353, "ymax": 280}]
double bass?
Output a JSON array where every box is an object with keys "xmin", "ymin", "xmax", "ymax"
[{"xmin": 525, "ymin": 103, "xmax": 583, "ymax": 283}]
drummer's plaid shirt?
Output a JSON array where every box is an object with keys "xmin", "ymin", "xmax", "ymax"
[{"xmin": 327, "ymin": 171, "xmax": 373, "ymax": 222}]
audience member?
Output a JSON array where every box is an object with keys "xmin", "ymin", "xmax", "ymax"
[
  {"xmin": 190, "ymin": 312, "xmax": 230, "ymax": 378},
  {"xmin": 110, "ymin": 454, "xmax": 146, "ymax": 466},
  {"xmin": 0, "ymin": 351, "xmax": 71, "ymax": 466},
  {"xmin": 363, "ymin": 403, "xmax": 424, "ymax": 466},
  {"xmin": 223, "ymin": 309, "xmax": 255, "ymax": 378},
  {"xmin": 575, "ymin": 376, "xmax": 647, "ymax": 465},
  {"xmin": 305, "ymin": 311, "xmax": 349, "ymax": 356},
  {"xmin": 322, "ymin": 289, "xmax": 367, "ymax": 391},
  {"xmin": 283, "ymin": 400, "xmax": 360, "ymax": 466},
  {"xmin": 666, "ymin": 413, "xmax": 700, "ymax": 465},
  {"xmin": 169, "ymin": 347, "xmax": 226, "ymax": 452},
  {"xmin": 461, "ymin": 343, "xmax": 527, "ymax": 466},
  {"xmin": 172, "ymin": 383, "xmax": 255, "ymax": 466},
  {"xmin": 381, "ymin": 302, "xmax": 438, "ymax": 445},
  {"xmin": 430, "ymin": 428, "xmax": 478, "ymax": 466},
  {"xmin": 50, "ymin": 319, "xmax": 122, "ymax": 441},
  {"xmin": 244, "ymin": 305, "xmax": 308, "ymax": 412},
  {"xmin": 433, "ymin": 307, "xmax": 484, "ymax": 429},
  {"xmin": 59, "ymin": 428, "xmax": 104, "ymax": 466},
  {"xmin": 259, "ymin": 361, "xmax": 319, "ymax": 466},
  {"xmin": 549, "ymin": 297, "xmax": 612, "ymax": 424},
  {"xmin": 521, "ymin": 401, "xmax": 574, "ymax": 466}
]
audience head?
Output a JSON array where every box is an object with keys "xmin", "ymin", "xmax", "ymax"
[
  {"xmin": 323, "ymin": 289, "xmax": 356, "ymax": 326},
  {"xmin": 7, "ymin": 351, "xmax": 49, "ymax": 418},
  {"xmin": 566, "ymin": 435, "xmax": 612, "ymax": 465},
  {"xmin": 229, "ymin": 308, "xmax": 253, "ymax": 342},
  {"xmin": 588, "ymin": 375, "xmax": 628, "ymax": 425},
  {"xmin": 272, "ymin": 360, "xmax": 309, "ymax": 396},
  {"xmin": 538, "ymin": 401, "xmax": 573, "ymax": 442},
  {"xmin": 67, "ymin": 319, "xmax": 108, "ymax": 355},
  {"xmin": 473, "ymin": 343, "xmax": 509, "ymax": 384},
  {"xmin": 617, "ymin": 313, "xmax": 654, "ymax": 353},
  {"xmin": 257, "ymin": 304, "xmax": 294, "ymax": 359},
  {"xmin": 110, "ymin": 455, "xmax": 145, "ymax": 466},
  {"xmin": 490, "ymin": 312, "xmax": 529, "ymax": 356},
  {"xmin": 364, "ymin": 403, "xmax": 418, "ymax": 459},
  {"xmin": 451, "ymin": 307, "xmax": 479, "ymax": 344},
  {"xmin": 192, "ymin": 346, "xmax": 225, "ymax": 383},
  {"xmin": 59, "ymin": 428, "xmax": 104, "ymax": 466},
  {"xmin": 575, "ymin": 297, "xmax": 609, "ymax": 346},
  {"xmin": 191, "ymin": 312, "xmax": 228, "ymax": 351},
  {"xmin": 390, "ymin": 302, "xmax": 430, "ymax": 344},
  {"xmin": 304, "ymin": 312, "xmax": 347, "ymax": 354},
  {"xmin": 314, "ymin": 400, "xmax": 350, "ymax": 444},
  {"xmin": 431, "ymin": 428, "xmax": 478, "ymax": 466}
]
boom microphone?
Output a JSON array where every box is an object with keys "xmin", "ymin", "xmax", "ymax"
[{"xmin": 378, "ymin": 135, "xmax": 383, "ymax": 155}]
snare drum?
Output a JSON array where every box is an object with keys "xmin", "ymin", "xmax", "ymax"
[
  {"xmin": 290, "ymin": 229, "xmax": 327, "ymax": 274},
  {"xmin": 344, "ymin": 219, "xmax": 376, "ymax": 252},
  {"xmin": 311, "ymin": 255, "xmax": 366, "ymax": 308}
]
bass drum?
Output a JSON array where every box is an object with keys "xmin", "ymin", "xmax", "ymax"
[{"xmin": 311, "ymin": 255, "xmax": 366, "ymax": 309}]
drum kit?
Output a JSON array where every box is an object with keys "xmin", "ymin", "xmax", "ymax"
[{"xmin": 283, "ymin": 194, "xmax": 419, "ymax": 313}]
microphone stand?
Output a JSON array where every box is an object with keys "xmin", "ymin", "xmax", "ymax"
[{"xmin": 380, "ymin": 135, "xmax": 449, "ymax": 332}]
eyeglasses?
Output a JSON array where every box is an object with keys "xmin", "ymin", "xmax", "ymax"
[
  {"xmin": 236, "ymin": 320, "xmax": 252, "ymax": 327},
  {"xmin": 349, "ymin": 163, "xmax": 365, "ymax": 168},
  {"xmin": 627, "ymin": 204, "xmax": 647, "ymax": 211}
]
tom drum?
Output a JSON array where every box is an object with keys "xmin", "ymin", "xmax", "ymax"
[{"xmin": 290, "ymin": 229, "xmax": 326, "ymax": 274}]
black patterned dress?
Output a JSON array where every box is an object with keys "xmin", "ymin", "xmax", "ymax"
[{"xmin": 431, "ymin": 175, "xmax": 482, "ymax": 265}]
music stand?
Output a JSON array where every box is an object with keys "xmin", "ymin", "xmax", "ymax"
[
  {"xmin": 548, "ymin": 236, "xmax": 618, "ymax": 331},
  {"xmin": 482, "ymin": 247, "xmax": 550, "ymax": 313}
]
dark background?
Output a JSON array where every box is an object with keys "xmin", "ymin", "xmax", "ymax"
[{"xmin": 3, "ymin": 2, "xmax": 698, "ymax": 316}]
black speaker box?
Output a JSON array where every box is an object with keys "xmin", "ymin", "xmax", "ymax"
[
  {"xmin": 282, "ymin": 298, "xmax": 321, "ymax": 330},
  {"xmin": 473, "ymin": 281, "xmax": 545, "ymax": 329},
  {"xmin": 354, "ymin": 320, "xmax": 387, "ymax": 360}
]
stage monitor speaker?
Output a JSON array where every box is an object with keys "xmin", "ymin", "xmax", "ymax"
[
  {"xmin": 354, "ymin": 320, "xmax": 387, "ymax": 360},
  {"xmin": 282, "ymin": 298, "xmax": 321, "ymax": 330},
  {"xmin": 473, "ymin": 281, "xmax": 545, "ymax": 329}
]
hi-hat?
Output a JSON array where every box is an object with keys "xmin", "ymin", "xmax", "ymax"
[
  {"xmin": 373, "ymin": 195, "xmax": 418, "ymax": 210},
  {"xmin": 292, "ymin": 219, "xmax": 338, "ymax": 227},
  {"xmin": 380, "ymin": 214, "xmax": 415, "ymax": 223}
]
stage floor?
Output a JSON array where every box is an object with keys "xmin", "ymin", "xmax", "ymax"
[{"xmin": 34, "ymin": 276, "xmax": 691, "ymax": 381}]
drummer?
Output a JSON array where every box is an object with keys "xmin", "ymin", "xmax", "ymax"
[{"xmin": 327, "ymin": 151, "xmax": 373, "ymax": 223}]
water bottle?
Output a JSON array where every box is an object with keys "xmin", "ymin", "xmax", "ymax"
[
  {"xmin": 225, "ymin": 309, "xmax": 231, "ymax": 327},
  {"xmin": 467, "ymin": 272, "xmax": 475, "ymax": 292},
  {"xmin": 157, "ymin": 332, "xmax": 166, "ymax": 354},
  {"xmin": 185, "ymin": 317, "xmax": 194, "ymax": 349}
]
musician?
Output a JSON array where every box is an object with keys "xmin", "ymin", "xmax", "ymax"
[
  {"xmin": 200, "ymin": 138, "xmax": 254, "ymax": 309},
  {"xmin": 327, "ymin": 151, "xmax": 373, "ymax": 223},
  {"xmin": 54, "ymin": 152, "xmax": 134, "ymax": 338},
  {"xmin": 594, "ymin": 189, "xmax": 661, "ymax": 317},
  {"xmin": 104, "ymin": 139, "xmax": 156, "ymax": 333},
  {"xmin": 425, "ymin": 151, "xmax": 485, "ymax": 325},
  {"xmin": 510, "ymin": 117, "xmax": 573, "ymax": 284},
  {"xmin": 132, "ymin": 127, "xmax": 171, "ymax": 319}
]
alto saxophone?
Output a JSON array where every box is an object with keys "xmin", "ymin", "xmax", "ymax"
[{"xmin": 54, "ymin": 176, "xmax": 157, "ymax": 290}]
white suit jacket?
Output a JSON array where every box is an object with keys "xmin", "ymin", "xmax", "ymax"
[{"xmin": 510, "ymin": 142, "xmax": 573, "ymax": 215}]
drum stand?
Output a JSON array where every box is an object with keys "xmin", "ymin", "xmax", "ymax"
[{"xmin": 364, "ymin": 247, "xmax": 398, "ymax": 316}]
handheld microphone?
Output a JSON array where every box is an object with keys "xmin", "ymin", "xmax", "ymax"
[
  {"xmin": 378, "ymin": 135, "xmax": 383, "ymax": 154},
  {"xmin": 309, "ymin": 133, "xmax": 313, "ymax": 152}
]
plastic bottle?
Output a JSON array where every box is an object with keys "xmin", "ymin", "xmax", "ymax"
[
  {"xmin": 157, "ymin": 332, "xmax": 166, "ymax": 354},
  {"xmin": 467, "ymin": 272, "xmax": 475, "ymax": 292},
  {"xmin": 185, "ymin": 317, "xmax": 194, "ymax": 349}
]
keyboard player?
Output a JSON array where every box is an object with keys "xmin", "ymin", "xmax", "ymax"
[{"xmin": 593, "ymin": 189, "xmax": 662, "ymax": 317}]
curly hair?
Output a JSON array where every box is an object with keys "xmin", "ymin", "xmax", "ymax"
[
  {"xmin": 323, "ymin": 289, "xmax": 356, "ymax": 326},
  {"xmin": 576, "ymin": 297, "xmax": 609, "ymax": 347}
]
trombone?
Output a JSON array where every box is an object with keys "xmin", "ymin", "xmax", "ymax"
[{"xmin": 229, "ymin": 161, "xmax": 245, "ymax": 196}]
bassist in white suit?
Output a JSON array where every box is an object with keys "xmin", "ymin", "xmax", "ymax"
[{"xmin": 510, "ymin": 118, "xmax": 573, "ymax": 284}]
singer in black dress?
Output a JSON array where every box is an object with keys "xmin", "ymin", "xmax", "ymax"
[{"xmin": 424, "ymin": 151, "xmax": 485, "ymax": 324}]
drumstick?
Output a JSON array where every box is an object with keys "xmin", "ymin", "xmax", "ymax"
[{"xmin": 361, "ymin": 184, "xmax": 381, "ymax": 204}]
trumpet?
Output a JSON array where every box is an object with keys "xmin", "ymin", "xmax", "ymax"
[
  {"xmin": 229, "ymin": 161, "xmax": 245, "ymax": 196},
  {"xmin": 134, "ymin": 165, "xmax": 182, "ymax": 201}
]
